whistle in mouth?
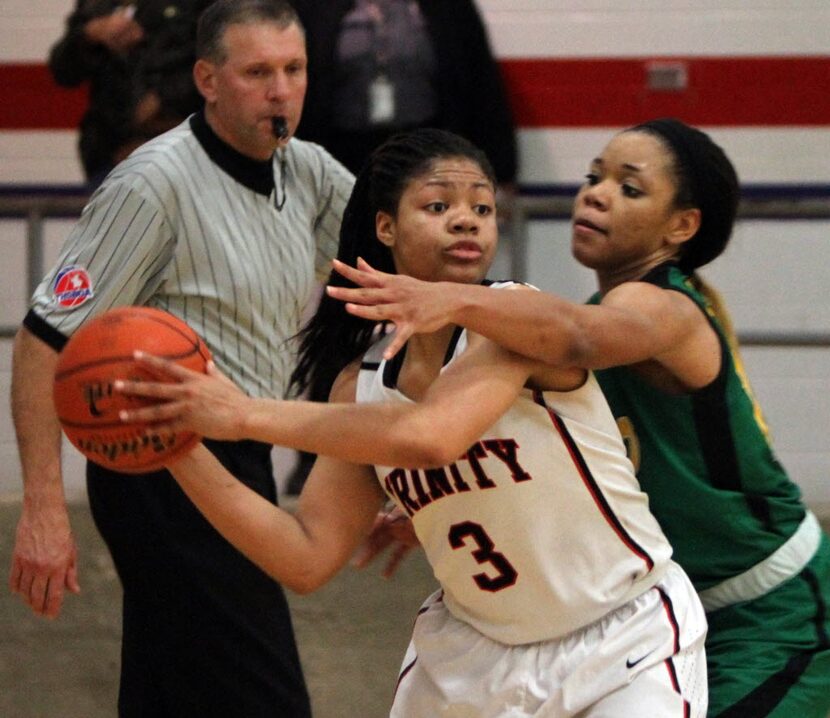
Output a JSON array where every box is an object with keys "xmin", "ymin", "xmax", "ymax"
[{"xmin": 271, "ymin": 116, "xmax": 289, "ymax": 140}]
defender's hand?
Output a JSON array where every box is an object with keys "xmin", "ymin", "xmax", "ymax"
[{"xmin": 327, "ymin": 258, "xmax": 456, "ymax": 360}]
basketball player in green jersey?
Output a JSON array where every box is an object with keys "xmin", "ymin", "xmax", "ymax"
[{"xmin": 327, "ymin": 118, "xmax": 830, "ymax": 718}]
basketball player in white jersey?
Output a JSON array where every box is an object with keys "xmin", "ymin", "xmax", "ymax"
[
  {"xmin": 9, "ymin": 1, "xmax": 353, "ymax": 715},
  {"xmin": 118, "ymin": 128, "xmax": 708, "ymax": 716}
]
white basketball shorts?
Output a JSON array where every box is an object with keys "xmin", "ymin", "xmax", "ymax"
[{"xmin": 390, "ymin": 561, "xmax": 707, "ymax": 717}]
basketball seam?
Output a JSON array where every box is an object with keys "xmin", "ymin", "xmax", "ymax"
[{"xmin": 54, "ymin": 347, "xmax": 200, "ymax": 381}]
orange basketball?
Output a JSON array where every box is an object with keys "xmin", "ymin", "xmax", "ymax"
[{"xmin": 53, "ymin": 306, "xmax": 212, "ymax": 474}]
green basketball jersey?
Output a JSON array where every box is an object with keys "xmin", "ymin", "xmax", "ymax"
[{"xmin": 590, "ymin": 264, "xmax": 806, "ymax": 591}]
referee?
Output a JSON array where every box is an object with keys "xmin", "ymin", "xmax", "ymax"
[{"xmin": 9, "ymin": 1, "xmax": 354, "ymax": 716}]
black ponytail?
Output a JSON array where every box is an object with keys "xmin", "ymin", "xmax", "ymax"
[{"xmin": 628, "ymin": 118, "xmax": 739, "ymax": 272}]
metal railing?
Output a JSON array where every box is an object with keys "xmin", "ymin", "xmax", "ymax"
[
  {"xmin": 1, "ymin": 188, "xmax": 90, "ymax": 328},
  {"xmin": 2, "ymin": 185, "xmax": 829, "ymax": 347}
]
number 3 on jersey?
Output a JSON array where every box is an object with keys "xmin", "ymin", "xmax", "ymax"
[{"xmin": 449, "ymin": 521, "xmax": 518, "ymax": 592}]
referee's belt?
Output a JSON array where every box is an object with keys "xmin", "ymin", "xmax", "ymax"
[{"xmin": 698, "ymin": 510, "xmax": 822, "ymax": 612}]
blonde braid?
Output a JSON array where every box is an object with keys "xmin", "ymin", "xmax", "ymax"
[{"xmin": 691, "ymin": 273, "xmax": 771, "ymax": 437}]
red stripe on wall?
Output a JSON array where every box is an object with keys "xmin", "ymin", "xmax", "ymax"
[
  {"xmin": 501, "ymin": 56, "xmax": 830, "ymax": 127},
  {"xmin": 0, "ymin": 64, "xmax": 87, "ymax": 130},
  {"xmin": 1, "ymin": 56, "xmax": 828, "ymax": 130}
]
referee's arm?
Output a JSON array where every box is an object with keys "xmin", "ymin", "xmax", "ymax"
[{"xmin": 8, "ymin": 325, "xmax": 80, "ymax": 619}]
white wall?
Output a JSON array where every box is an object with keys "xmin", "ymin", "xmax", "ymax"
[
  {"xmin": 5, "ymin": 2, "xmax": 828, "ymax": 64},
  {"xmin": 1, "ymin": 1, "xmax": 829, "ymax": 184},
  {"xmin": 477, "ymin": 1, "xmax": 830, "ymax": 57}
]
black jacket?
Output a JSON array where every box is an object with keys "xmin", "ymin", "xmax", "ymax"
[
  {"xmin": 294, "ymin": 0, "xmax": 518, "ymax": 183},
  {"xmin": 49, "ymin": 0, "xmax": 209, "ymax": 182}
]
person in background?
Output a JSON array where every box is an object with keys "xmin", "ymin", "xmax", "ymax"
[
  {"xmin": 328, "ymin": 117, "xmax": 830, "ymax": 718},
  {"xmin": 117, "ymin": 127, "xmax": 708, "ymax": 717},
  {"xmin": 10, "ymin": 1, "xmax": 353, "ymax": 715},
  {"xmin": 292, "ymin": 0, "xmax": 516, "ymax": 186},
  {"xmin": 48, "ymin": 0, "xmax": 211, "ymax": 187}
]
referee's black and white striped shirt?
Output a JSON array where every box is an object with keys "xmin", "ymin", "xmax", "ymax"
[{"xmin": 27, "ymin": 112, "xmax": 355, "ymax": 399}]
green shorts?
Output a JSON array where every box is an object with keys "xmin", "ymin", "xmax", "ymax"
[{"xmin": 706, "ymin": 534, "xmax": 830, "ymax": 718}]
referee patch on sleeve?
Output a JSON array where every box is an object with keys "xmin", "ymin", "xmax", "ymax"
[{"xmin": 53, "ymin": 265, "xmax": 94, "ymax": 308}]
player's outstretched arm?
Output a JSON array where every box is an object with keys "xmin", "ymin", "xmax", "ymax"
[
  {"xmin": 327, "ymin": 259, "xmax": 702, "ymax": 371},
  {"xmin": 9, "ymin": 326, "xmax": 80, "ymax": 619},
  {"xmin": 326, "ymin": 258, "xmax": 464, "ymax": 360},
  {"xmin": 327, "ymin": 258, "xmax": 607, "ymax": 364},
  {"xmin": 117, "ymin": 355, "xmax": 450, "ymax": 466},
  {"xmin": 118, "ymin": 336, "xmax": 537, "ymax": 470}
]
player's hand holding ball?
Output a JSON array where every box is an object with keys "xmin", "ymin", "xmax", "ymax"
[
  {"xmin": 53, "ymin": 306, "xmax": 213, "ymax": 473},
  {"xmin": 115, "ymin": 351, "xmax": 249, "ymax": 443}
]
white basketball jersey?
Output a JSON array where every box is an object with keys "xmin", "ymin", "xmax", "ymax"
[{"xmin": 356, "ymin": 318, "xmax": 674, "ymax": 645}]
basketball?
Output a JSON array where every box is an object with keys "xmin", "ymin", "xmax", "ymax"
[{"xmin": 53, "ymin": 306, "xmax": 213, "ymax": 473}]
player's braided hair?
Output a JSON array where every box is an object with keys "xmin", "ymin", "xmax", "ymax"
[
  {"xmin": 291, "ymin": 128, "xmax": 495, "ymax": 401},
  {"xmin": 627, "ymin": 118, "xmax": 739, "ymax": 272}
]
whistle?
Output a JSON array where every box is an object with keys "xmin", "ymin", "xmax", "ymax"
[{"xmin": 271, "ymin": 116, "xmax": 289, "ymax": 140}]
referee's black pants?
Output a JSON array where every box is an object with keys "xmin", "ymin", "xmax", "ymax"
[{"xmin": 87, "ymin": 439, "xmax": 311, "ymax": 718}]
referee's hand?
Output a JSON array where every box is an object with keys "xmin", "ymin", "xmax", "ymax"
[{"xmin": 9, "ymin": 504, "xmax": 80, "ymax": 619}]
